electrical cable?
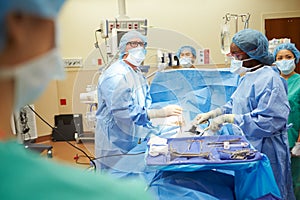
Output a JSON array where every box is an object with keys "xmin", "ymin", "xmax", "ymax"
[
  {"xmin": 91, "ymin": 69, "xmax": 101, "ymax": 86},
  {"xmin": 104, "ymin": 38, "xmax": 109, "ymax": 62},
  {"xmin": 94, "ymin": 29, "xmax": 107, "ymax": 65},
  {"xmin": 89, "ymin": 103, "xmax": 97, "ymax": 112},
  {"xmin": 74, "ymin": 154, "xmax": 95, "ymax": 165},
  {"xmin": 27, "ymin": 105, "xmax": 146, "ymax": 170},
  {"xmin": 230, "ymin": 123, "xmax": 245, "ymax": 136},
  {"xmin": 27, "ymin": 105, "xmax": 97, "ymax": 171}
]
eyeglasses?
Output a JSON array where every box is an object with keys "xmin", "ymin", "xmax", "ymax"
[
  {"xmin": 126, "ymin": 41, "xmax": 147, "ymax": 48},
  {"xmin": 226, "ymin": 51, "xmax": 247, "ymax": 60}
]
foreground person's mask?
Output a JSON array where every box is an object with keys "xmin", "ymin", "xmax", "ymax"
[{"xmin": 0, "ymin": 48, "xmax": 65, "ymax": 111}]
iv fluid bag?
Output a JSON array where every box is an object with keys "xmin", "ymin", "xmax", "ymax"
[{"xmin": 220, "ymin": 24, "xmax": 231, "ymax": 55}]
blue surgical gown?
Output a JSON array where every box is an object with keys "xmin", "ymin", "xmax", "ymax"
[
  {"xmin": 95, "ymin": 60, "xmax": 158, "ymax": 174},
  {"xmin": 222, "ymin": 66, "xmax": 295, "ymax": 200}
]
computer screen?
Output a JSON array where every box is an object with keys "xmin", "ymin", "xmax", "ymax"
[{"xmin": 111, "ymin": 28, "xmax": 146, "ymax": 56}]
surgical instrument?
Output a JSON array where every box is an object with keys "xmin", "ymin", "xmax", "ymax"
[
  {"xmin": 219, "ymin": 149, "xmax": 257, "ymax": 160},
  {"xmin": 170, "ymin": 150, "xmax": 211, "ymax": 160},
  {"xmin": 207, "ymin": 138, "xmax": 242, "ymax": 145},
  {"xmin": 223, "ymin": 141, "xmax": 249, "ymax": 149},
  {"xmin": 187, "ymin": 139, "xmax": 203, "ymax": 151},
  {"xmin": 186, "ymin": 121, "xmax": 210, "ymax": 135}
]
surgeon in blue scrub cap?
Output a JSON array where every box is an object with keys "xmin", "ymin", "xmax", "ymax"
[
  {"xmin": 176, "ymin": 45, "xmax": 197, "ymax": 68},
  {"xmin": 0, "ymin": 1, "xmax": 153, "ymax": 199},
  {"xmin": 194, "ymin": 29, "xmax": 295, "ymax": 200},
  {"xmin": 95, "ymin": 30, "xmax": 182, "ymax": 173},
  {"xmin": 274, "ymin": 43, "xmax": 300, "ymax": 72},
  {"xmin": 274, "ymin": 43, "xmax": 300, "ymax": 200}
]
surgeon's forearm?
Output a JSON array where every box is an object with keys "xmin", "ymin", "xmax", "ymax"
[
  {"xmin": 130, "ymin": 107, "xmax": 151, "ymax": 125},
  {"xmin": 235, "ymin": 113, "xmax": 286, "ymax": 137}
]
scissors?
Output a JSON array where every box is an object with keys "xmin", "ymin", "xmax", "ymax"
[{"xmin": 219, "ymin": 149, "xmax": 257, "ymax": 160}]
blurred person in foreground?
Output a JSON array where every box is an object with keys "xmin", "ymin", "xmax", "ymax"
[{"xmin": 0, "ymin": 1, "xmax": 153, "ymax": 199}]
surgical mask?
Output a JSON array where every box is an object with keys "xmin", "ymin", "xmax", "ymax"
[
  {"xmin": 275, "ymin": 59, "xmax": 296, "ymax": 75},
  {"xmin": 179, "ymin": 57, "xmax": 193, "ymax": 68},
  {"xmin": 0, "ymin": 48, "xmax": 65, "ymax": 111},
  {"xmin": 230, "ymin": 58, "xmax": 253, "ymax": 75},
  {"xmin": 125, "ymin": 47, "xmax": 146, "ymax": 66}
]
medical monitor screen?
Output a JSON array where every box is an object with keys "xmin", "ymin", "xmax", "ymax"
[
  {"xmin": 111, "ymin": 29, "xmax": 128, "ymax": 55},
  {"xmin": 111, "ymin": 28, "xmax": 145, "ymax": 55},
  {"xmin": 116, "ymin": 31, "xmax": 127, "ymax": 48}
]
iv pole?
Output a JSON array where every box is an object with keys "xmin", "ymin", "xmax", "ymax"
[
  {"xmin": 221, "ymin": 13, "xmax": 250, "ymax": 64},
  {"xmin": 223, "ymin": 13, "xmax": 251, "ymax": 33}
]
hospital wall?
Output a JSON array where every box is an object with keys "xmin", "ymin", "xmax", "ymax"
[
  {"xmin": 33, "ymin": 0, "xmax": 300, "ymax": 137},
  {"xmin": 59, "ymin": 0, "xmax": 300, "ymax": 64}
]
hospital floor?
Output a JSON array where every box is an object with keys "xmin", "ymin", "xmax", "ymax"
[{"xmin": 34, "ymin": 138, "xmax": 95, "ymax": 169}]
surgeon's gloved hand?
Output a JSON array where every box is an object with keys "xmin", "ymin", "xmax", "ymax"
[
  {"xmin": 291, "ymin": 142, "xmax": 300, "ymax": 156},
  {"xmin": 193, "ymin": 108, "xmax": 223, "ymax": 125},
  {"xmin": 147, "ymin": 105, "xmax": 183, "ymax": 119},
  {"xmin": 209, "ymin": 114, "xmax": 235, "ymax": 131}
]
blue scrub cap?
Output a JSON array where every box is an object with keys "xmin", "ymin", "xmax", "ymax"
[
  {"xmin": 0, "ymin": 0, "xmax": 65, "ymax": 52},
  {"xmin": 118, "ymin": 30, "xmax": 147, "ymax": 59},
  {"xmin": 176, "ymin": 46, "xmax": 197, "ymax": 58},
  {"xmin": 273, "ymin": 43, "xmax": 300, "ymax": 64},
  {"xmin": 232, "ymin": 29, "xmax": 274, "ymax": 65}
]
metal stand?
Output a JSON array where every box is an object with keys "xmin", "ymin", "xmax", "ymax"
[
  {"xmin": 223, "ymin": 13, "xmax": 251, "ymax": 33},
  {"xmin": 24, "ymin": 141, "xmax": 53, "ymax": 158},
  {"xmin": 74, "ymin": 131, "xmax": 95, "ymax": 144}
]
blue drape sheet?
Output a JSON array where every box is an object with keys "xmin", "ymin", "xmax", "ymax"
[{"xmin": 144, "ymin": 69, "xmax": 281, "ymax": 199}]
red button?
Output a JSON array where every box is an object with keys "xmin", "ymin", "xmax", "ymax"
[{"xmin": 60, "ymin": 99, "xmax": 67, "ymax": 105}]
